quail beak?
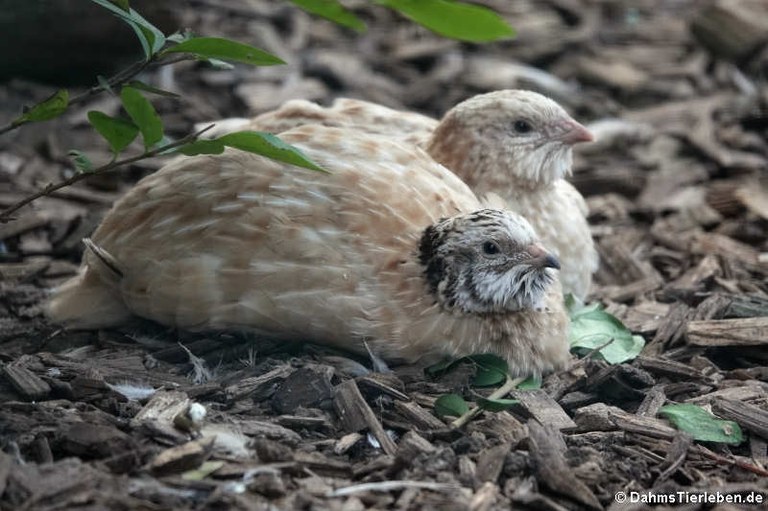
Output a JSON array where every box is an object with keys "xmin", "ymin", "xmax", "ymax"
[
  {"xmin": 522, "ymin": 243, "xmax": 561, "ymax": 270},
  {"xmin": 554, "ymin": 118, "xmax": 594, "ymax": 145}
]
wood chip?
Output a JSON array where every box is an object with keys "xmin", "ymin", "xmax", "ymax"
[
  {"xmin": 735, "ymin": 180, "xmax": 768, "ymax": 221},
  {"xmin": 333, "ymin": 432, "xmax": 363, "ymax": 456},
  {"xmin": 711, "ymin": 398, "xmax": 768, "ymax": 439},
  {"xmin": 654, "ymin": 433, "xmax": 692, "ymax": 484},
  {"xmin": 687, "ymin": 383, "xmax": 766, "ymax": 404},
  {"xmin": 393, "ymin": 400, "xmax": 446, "ymax": 431},
  {"xmin": 528, "ymin": 422, "xmax": 602, "ymax": 510},
  {"xmin": 149, "ymin": 437, "xmax": 215, "ymax": 476},
  {"xmin": 61, "ymin": 422, "xmax": 134, "ymax": 459},
  {"xmin": 223, "ymin": 365, "xmax": 293, "ymax": 402},
  {"xmin": 270, "ymin": 365, "xmax": 333, "ymax": 414},
  {"xmin": 238, "ymin": 420, "xmax": 302, "ymax": 446},
  {"xmin": 511, "ymin": 389, "xmax": 576, "ymax": 431},
  {"xmin": 131, "ymin": 390, "xmax": 190, "ymax": 430},
  {"xmin": 470, "ymin": 481, "xmax": 499, "ymax": 511},
  {"xmin": 636, "ymin": 385, "xmax": 667, "ymax": 417},
  {"xmin": 686, "ymin": 317, "xmax": 768, "ymax": 346},
  {"xmin": 276, "ymin": 415, "xmax": 331, "ymax": 430},
  {"xmin": 2, "ymin": 364, "xmax": 51, "ymax": 401},
  {"xmin": 691, "ymin": 0, "xmax": 768, "ymax": 60},
  {"xmin": 635, "ymin": 356, "xmax": 710, "ymax": 381},
  {"xmin": 474, "ymin": 443, "xmax": 509, "ymax": 487},
  {"xmin": 574, "ymin": 402, "xmax": 677, "ymax": 439},
  {"xmin": 333, "ymin": 379, "xmax": 397, "ymax": 455},
  {"xmin": 689, "ymin": 232, "xmax": 760, "ymax": 266},
  {"xmin": 396, "ymin": 430, "xmax": 436, "ymax": 461}
]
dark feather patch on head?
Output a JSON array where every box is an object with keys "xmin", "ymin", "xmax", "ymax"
[{"xmin": 419, "ymin": 223, "xmax": 447, "ymax": 294}]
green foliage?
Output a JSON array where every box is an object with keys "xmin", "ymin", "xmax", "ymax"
[
  {"xmin": 429, "ymin": 353, "xmax": 533, "ymax": 420},
  {"xmin": 89, "ymin": 0, "xmax": 166, "ymax": 59},
  {"xmin": 516, "ymin": 375, "xmax": 542, "ymax": 390},
  {"xmin": 87, "ymin": 111, "xmax": 139, "ymax": 155},
  {"xmin": 120, "ymin": 86, "xmax": 164, "ymax": 149},
  {"xmin": 289, "ymin": 0, "xmax": 366, "ymax": 31},
  {"xmin": 177, "ymin": 131, "xmax": 326, "ymax": 172},
  {"xmin": 467, "ymin": 354, "xmax": 508, "ymax": 387},
  {"xmin": 474, "ymin": 395, "xmax": 518, "ymax": 412},
  {"xmin": 378, "ymin": 0, "xmax": 515, "ymax": 42},
  {"xmin": 162, "ymin": 37, "xmax": 285, "ymax": 66},
  {"xmin": 566, "ymin": 295, "xmax": 645, "ymax": 364},
  {"xmin": 68, "ymin": 150, "xmax": 94, "ymax": 173},
  {"xmin": 659, "ymin": 404, "xmax": 743, "ymax": 445},
  {"xmin": 434, "ymin": 393, "xmax": 470, "ymax": 417},
  {"xmin": 126, "ymin": 80, "xmax": 180, "ymax": 98},
  {"xmin": 2, "ymin": 0, "xmax": 514, "ymax": 220},
  {"xmin": 108, "ymin": 0, "xmax": 130, "ymax": 11},
  {"xmin": 12, "ymin": 90, "xmax": 69, "ymax": 126}
]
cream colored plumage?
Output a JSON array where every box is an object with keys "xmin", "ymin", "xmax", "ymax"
[
  {"xmin": 48, "ymin": 125, "xmax": 570, "ymax": 376},
  {"xmin": 216, "ymin": 90, "xmax": 598, "ymax": 298}
]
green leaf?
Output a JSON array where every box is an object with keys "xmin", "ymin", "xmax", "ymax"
[
  {"xmin": 126, "ymin": 80, "xmax": 180, "ymax": 98},
  {"xmin": 472, "ymin": 367, "xmax": 506, "ymax": 387},
  {"xmin": 464, "ymin": 354, "xmax": 508, "ymax": 387},
  {"xmin": 476, "ymin": 396, "xmax": 518, "ymax": 412},
  {"xmin": 177, "ymin": 139, "xmax": 226, "ymax": 156},
  {"xmin": 68, "ymin": 150, "xmax": 94, "ymax": 173},
  {"xmin": 167, "ymin": 30, "xmax": 193, "ymax": 44},
  {"xmin": 12, "ymin": 89, "xmax": 69, "ymax": 125},
  {"xmin": 659, "ymin": 404, "xmax": 743, "ymax": 445},
  {"xmin": 425, "ymin": 357, "xmax": 460, "ymax": 377},
  {"xmin": 425, "ymin": 353, "xmax": 509, "ymax": 384},
  {"xmin": 88, "ymin": 0, "xmax": 166, "ymax": 58},
  {"xmin": 569, "ymin": 301, "xmax": 645, "ymax": 364},
  {"xmin": 108, "ymin": 0, "xmax": 130, "ymax": 11},
  {"xmin": 289, "ymin": 0, "xmax": 366, "ymax": 31},
  {"xmin": 378, "ymin": 0, "xmax": 515, "ymax": 42},
  {"xmin": 120, "ymin": 86, "xmax": 163, "ymax": 150},
  {"xmin": 88, "ymin": 111, "xmax": 139, "ymax": 155},
  {"xmin": 162, "ymin": 37, "xmax": 285, "ymax": 66},
  {"xmin": 175, "ymin": 131, "xmax": 325, "ymax": 173},
  {"xmin": 204, "ymin": 58, "xmax": 235, "ymax": 71},
  {"xmin": 516, "ymin": 375, "xmax": 542, "ymax": 390},
  {"xmin": 96, "ymin": 75, "xmax": 115, "ymax": 95},
  {"xmin": 218, "ymin": 131, "xmax": 326, "ymax": 172},
  {"xmin": 434, "ymin": 393, "xmax": 470, "ymax": 418},
  {"xmin": 465, "ymin": 354, "xmax": 508, "ymax": 374}
]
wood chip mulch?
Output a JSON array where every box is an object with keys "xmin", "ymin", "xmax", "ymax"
[{"xmin": 1, "ymin": 0, "xmax": 767, "ymax": 509}]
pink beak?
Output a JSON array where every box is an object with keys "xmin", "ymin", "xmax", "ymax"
[
  {"xmin": 556, "ymin": 118, "xmax": 594, "ymax": 145},
  {"xmin": 525, "ymin": 243, "xmax": 560, "ymax": 270}
]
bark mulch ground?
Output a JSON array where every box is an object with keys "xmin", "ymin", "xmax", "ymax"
[{"xmin": 1, "ymin": 1, "xmax": 767, "ymax": 509}]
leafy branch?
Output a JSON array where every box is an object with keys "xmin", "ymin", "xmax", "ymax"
[
  {"xmin": 289, "ymin": 0, "xmax": 516, "ymax": 42},
  {"xmin": 0, "ymin": 0, "xmax": 514, "ymax": 223},
  {"xmin": 431, "ymin": 354, "xmax": 539, "ymax": 428},
  {"xmin": 0, "ymin": 126, "xmax": 209, "ymax": 223}
]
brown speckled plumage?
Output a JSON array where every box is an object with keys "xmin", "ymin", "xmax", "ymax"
[
  {"xmin": 48, "ymin": 125, "xmax": 570, "ymax": 376},
  {"xmin": 220, "ymin": 90, "xmax": 598, "ymax": 298}
]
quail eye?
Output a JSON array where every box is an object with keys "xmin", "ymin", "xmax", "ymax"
[
  {"xmin": 482, "ymin": 241, "xmax": 500, "ymax": 255},
  {"xmin": 513, "ymin": 120, "xmax": 532, "ymax": 134}
]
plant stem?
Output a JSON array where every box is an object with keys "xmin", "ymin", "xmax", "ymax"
[
  {"xmin": 0, "ymin": 125, "xmax": 213, "ymax": 223},
  {"xmin": 0, "ymin": 54, "xmax": 193, "ymax": 137},
  {"xmin": 450, "ymin": 376, "xmax": 525, "ymax": 429}
]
